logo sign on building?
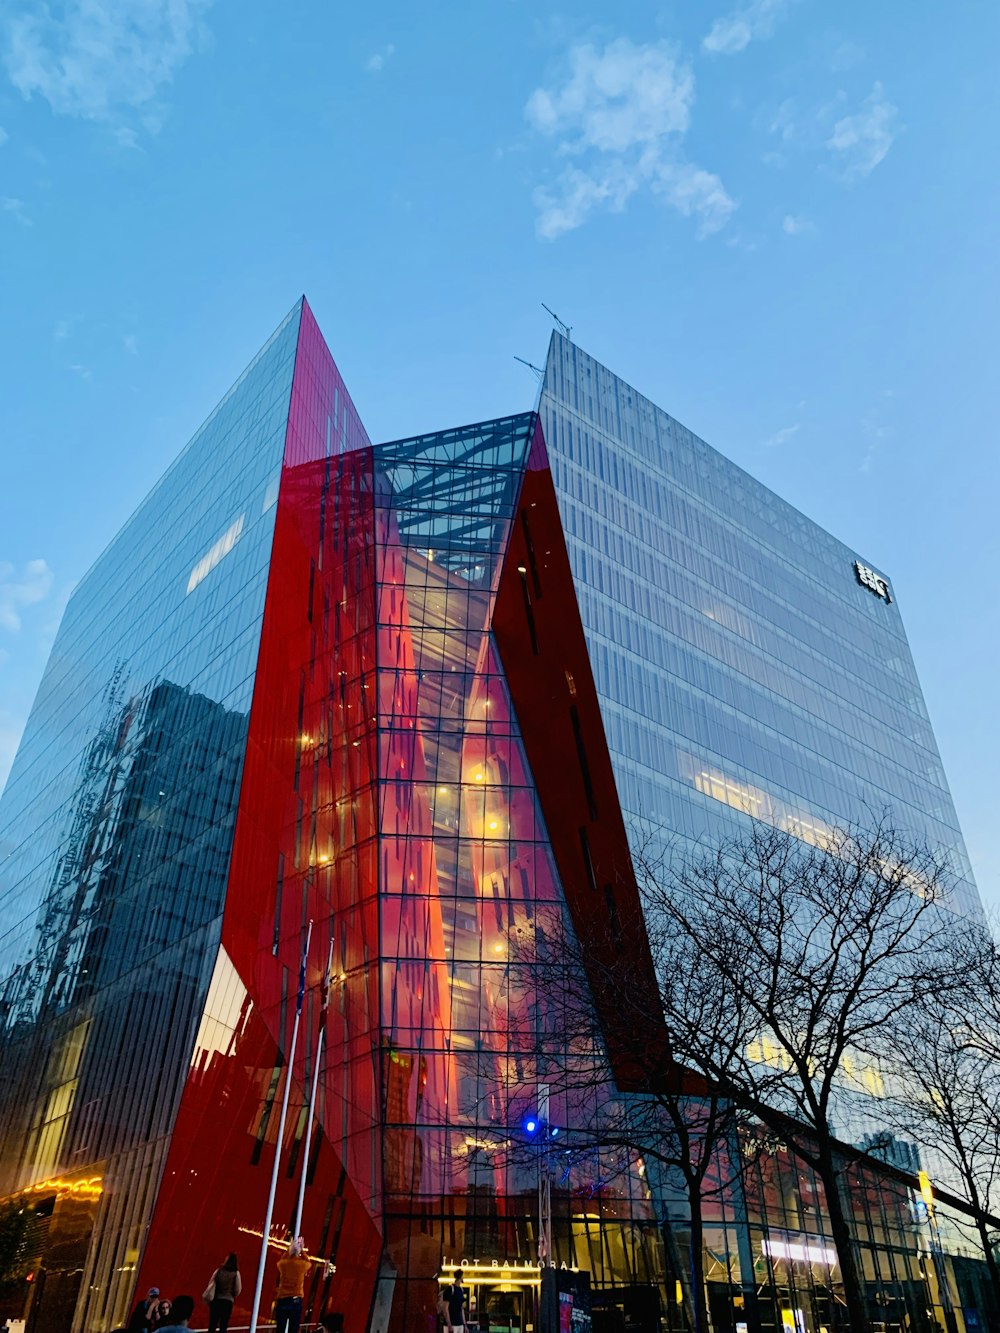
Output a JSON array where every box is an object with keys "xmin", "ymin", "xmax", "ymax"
[{"xmin": 854, "ymin": 560, "xmax": 892, "ymax": 603}]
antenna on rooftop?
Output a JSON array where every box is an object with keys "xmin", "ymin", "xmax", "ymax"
[
  {"xmin": 514, "ymin": 356, "xmax": 544, "ymax": 381},
  {"xmin": 541, "ymin": 303, "xmax": 572, "ymax": 341}
]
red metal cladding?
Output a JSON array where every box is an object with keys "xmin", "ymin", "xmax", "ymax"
[
  {"xmin": 133, "ymin": 303, "xmax": 384, "ymax": 1330},
  {"xmin": 491, "ymin": 420, "xmax": 670, "ymax": 1089}
]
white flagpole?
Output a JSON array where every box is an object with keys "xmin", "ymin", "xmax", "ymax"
[
  {"xmin": 249, "ymin": 919, "xmax": 314, "ymax": 1333},
  {"xmin": 292, "ymin": 937, "xmax": 334, "ymax": 1239}
]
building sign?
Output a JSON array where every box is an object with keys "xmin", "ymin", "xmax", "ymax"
[
  {"xmin": 854, "ymin": 560, "xmax": 892, "ymax": 603},
  {"xmin": 441, "ymin": 1258, "xmax": 579, "ymax": 1276}
]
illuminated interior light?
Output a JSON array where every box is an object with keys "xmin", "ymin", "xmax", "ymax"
[{"xmin": 763, "ymin": 1237, "xmax": 837, "ymax": 1267}]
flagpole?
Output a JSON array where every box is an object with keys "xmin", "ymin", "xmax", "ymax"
[
  {"xmin": 249, "ymin": 919, "xmax": 314, "ymax": 1333},
  {"xmin": 292, "ymin": 937, "xmax": 334, "ymax": 1239}
]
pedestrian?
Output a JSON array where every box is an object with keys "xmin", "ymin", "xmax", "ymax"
[
  {"xmin": 203, "ymin": 1252, "xmax": 242, "ymax": 1333},
  {"xmin": 155, "ymin": 1295, "xmax": 195, "ymax": 1332},
  {"xmin": 152, "ymin": 1298, "xmax": 172, "ymax": 1329},
  {"xmin": 439, "ymin": 1272, "xmax": 467, "ymax": 1332},
  {"xmin": 273, "ymin": 1236, "xmax": 311, "ymax": 1333},
  {"xmin": 126, "ymin": 1287, "xmax": 163, "ymax": 1332}
]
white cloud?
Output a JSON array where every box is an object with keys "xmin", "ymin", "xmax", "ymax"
[
  {"xmin": 769, "ymin": 98, "xmax": 799, "ymax": 144},
  {"xmin": 703, "ymin": 0, "xmax": 796, "ymax": 55},
  {"xmin": 526, "ymin": 38, "xmax": 693, "ymax": 150},
  {"xmin": 526, "ymin": 38, "xmax": 734, "ymax": 240},
  {"xmin": 827, "ymin": 82, "xmax": 898, "ymax": 181},
  {"xmin": 123, "ymin": 332, "xmax": 138, "ymax": 355},
  {"xmin": 365, "ymin": 44, "xmax": 395, "ymax": 73},
  {"xmin": 765, "ymin": 423, "xmax": 800, "ymax": 448},
  {"xmin": 0, "ymin": 559, "xmax": 53, "ymax": 633},
  {"xmin": 782, "ymin": 213, "xmax": 813, "ymax": 235},
  {"xmin": 654, "ymin": 162, "xmax": 736, "ymax": 237},
  {"xmin": 1, "ymin": 196, "xmax": 30, "ymax": 225},
  {"xmin": 533, "ymin": 162, "xmax": 638, "ymax": 240},
  {"xmin": 4, "ymin": 0, "xmax": 212, "ymax": 122},
  {"xmin": 113, "ymin": 126, "xmax": 140, "ymax": 149}
]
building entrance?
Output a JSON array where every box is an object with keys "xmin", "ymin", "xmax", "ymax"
[{"xmin": 476, "ymin": 1284, "xmax": 529, "ymax": 1333}]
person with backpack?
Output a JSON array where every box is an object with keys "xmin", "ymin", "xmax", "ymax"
[{"xmin": 438, "ymin": 1272, "xmax": 468, "ymax": 1331}]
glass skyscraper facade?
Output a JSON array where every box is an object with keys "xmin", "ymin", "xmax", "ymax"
[
  {"xmin": 0, "ymin": 304, "xmax": 988, "ymax": 1333},
  {"xmin": 538, "ymin": 333, "xmax": 977, "ymax": 918}
]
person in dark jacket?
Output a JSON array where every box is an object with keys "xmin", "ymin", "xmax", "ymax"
[
  {"xmin": 126, "ymin": 1287, "xmax": 162, "ymax": 1332},
  {"xmin": 204, "ymin": 1253, "xmax": 242, "ymax": 1333}
]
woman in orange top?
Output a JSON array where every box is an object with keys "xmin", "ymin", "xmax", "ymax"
[{"xmin": 274, "ymin": 1237, "xmax": 311, "ymax": 1333}]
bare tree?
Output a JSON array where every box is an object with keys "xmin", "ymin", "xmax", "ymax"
[
  {"xmin": 639, "ymin": 817, "xmax": 967, "ymax": 1333},
  {"xmin": 498, "ymin": 818, "xmax": 968, "ymax": 1333},
  {"xmin": 883, "ymin": 930, "xmax": 1000, "ymax": 1312},
  {"xmin": 501, "ymin": 893, "xmax": 759, "ymax": 1333}
]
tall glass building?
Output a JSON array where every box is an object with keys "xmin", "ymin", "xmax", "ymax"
[
  {"xmin": 0, "ymin": 303, "xmax": 986, "ymax": 1333},
  {"xmin": 538, "ymin": 333, "xmax": 977, "ymax": 916}
]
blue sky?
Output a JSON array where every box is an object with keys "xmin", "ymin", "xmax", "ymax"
[{"xmin": 1, "ymin": 0, "xmax": 997, "ymax": 902}]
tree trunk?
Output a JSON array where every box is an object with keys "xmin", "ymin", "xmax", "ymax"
[
  {"xmin": 815, "ymin": 1152, "xmax": 870, "ymax": 1333},
  {"xmin": 687, "ymin": 1178, "xmax": 709, "ymax": 1333}
]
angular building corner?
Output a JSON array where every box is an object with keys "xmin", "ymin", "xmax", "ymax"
[{"xmin": 0, "ymin": 303, "xmax": 990, "ymax": 1333}]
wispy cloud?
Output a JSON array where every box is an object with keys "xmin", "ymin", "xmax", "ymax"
[
  {"xmin": 0, "ymin": 127, "xmax": 7, "ymax": 146},
  {"xmin": 526, "ymin": 38, "xmax": 734, "ymax": 240},
  {"xmin": 765, "ymin": 423, "xmax": 800, "ymax": 448},
  {"xmin": 4, "ymin": 0, "xmax": 212, "ymax": 123},
  {"xmin": 123, "ymin": 333, "xmax": 138, "ymax": 356},
  {"xmin": 703, "ymin": 0, "xmax": 797, "ymax": 55},
  {"xmin": 827, "ymin": 82, "xmax": 898, "ymax": 181},
  {"xmin": 365, "ymin": 44, "xmax": 395, "ymax": 73},
  {"xmin": 763, "ymin": 83, "xmax": 899, "ymax": 184},
  {"xmin": 1, "ymin": 196, "xmax": 30, "ymax": 226},
  {"xmin": 859, "ymin": 391, "xmax": 894, "ymax": 472},
  {"xmin": 781, "ymin": 213, "xmax": 813, "ymax": 235},
  {"xmin": 0, "ymin": 559, "xmax": 53, "ymax": 633},
  {"xmin": 112, "ymin": 126, "xmax": 141, "ymax": 150}
]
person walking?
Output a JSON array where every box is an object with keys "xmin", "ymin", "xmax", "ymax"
[
  {"xmin": 439, "ymin": 1272, "xmax": 468, "ymax": 1332},
  {"xmin": 203, "ymin": 1253, "xmax": 241, "ymax": 1333},
  {"xmin": 274, "ymin": 1237, "xmax": 311, "ymax": 1333}
]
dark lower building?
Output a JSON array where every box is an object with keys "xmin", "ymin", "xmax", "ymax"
[{"xmin": 0, "ymin": 301, "xmax": 987, "ymax": 1333}]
